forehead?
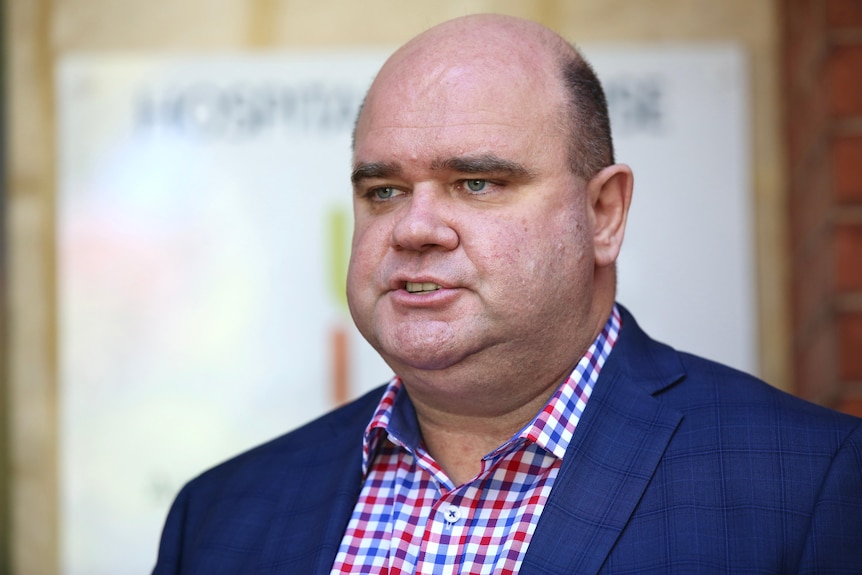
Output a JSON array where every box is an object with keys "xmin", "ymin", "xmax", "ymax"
[{"xmin": 355, "ymin": 55, "xmax": 566, "ymax": 167}]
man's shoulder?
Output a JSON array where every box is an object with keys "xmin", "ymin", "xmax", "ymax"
[
  {"xmin": 611, "ymin": 305, "xmax": 861, "ymax": 439},
  {"xmin": 677, "ymin": 349, "xmax": 859, "ymax": 428},
  {"xmin": 653, "ymin": 341, "xmax": 862, "ymax": 457},
  {"xmin": 181, "ymin": 384, "xmax": 385, "ymax": 498},
  {"xmin": 153, "ymin": 386, "xmax": 387, "ymax": 571}
]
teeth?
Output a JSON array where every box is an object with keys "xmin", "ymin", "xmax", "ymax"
[{"xmin": 405, "ymin": 282, "xmax": 442, "ymax": 293}]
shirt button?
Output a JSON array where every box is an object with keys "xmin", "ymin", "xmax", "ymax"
[{"xmin": 442, "ymin": 505, "xmax": 462, "ymax": 524}]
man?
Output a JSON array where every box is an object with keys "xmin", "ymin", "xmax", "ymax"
[{"xmin": 154, "ymin": 14, "xmax": 862, "ymax": 574}]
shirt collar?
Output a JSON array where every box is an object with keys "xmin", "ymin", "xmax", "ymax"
[{"xmin": 361, "ymin": 305, "xmax": 622, "ymax": 475}]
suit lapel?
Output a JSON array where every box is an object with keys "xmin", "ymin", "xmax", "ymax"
[{"xmin": 521, "ymin": 308, "xmax": 685, "ymax": 574}]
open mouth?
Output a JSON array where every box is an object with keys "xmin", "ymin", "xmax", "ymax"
[{"xmin": 405, "ymin": 282, "xmax": 442, "ymax": 294}]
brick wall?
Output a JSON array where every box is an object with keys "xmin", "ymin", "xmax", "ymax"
[{"xmin": 785, "ymin": 0, "xmax": 862, "ymax": 416}]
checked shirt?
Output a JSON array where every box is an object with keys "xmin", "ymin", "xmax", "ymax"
[{"xmin": 330, "ymin": 306, "xmax": 621, "ymax": 575}]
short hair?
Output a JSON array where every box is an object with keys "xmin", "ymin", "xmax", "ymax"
[{"xmin": 559, "ymin": 48, "xmax": 615, "ymax": 180}]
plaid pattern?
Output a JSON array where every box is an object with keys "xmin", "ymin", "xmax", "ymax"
[{"xmin": 330, "ymin": 306, "xmax": 621, "ymax": 574}]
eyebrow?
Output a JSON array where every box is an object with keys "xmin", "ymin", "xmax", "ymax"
[
  {"xmin": 351, "ymin": 155, "xmax": 535, "ymax": 185},
  {"xmin": 431, "ymin": 155, "xmax": 535, "ymax": 180},
  {"xmin": 351, "ymin": 162, "xmax": 402, "ymax": 185}
]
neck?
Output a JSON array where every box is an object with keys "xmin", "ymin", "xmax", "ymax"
[
  {"xmin": 413, "ymin": 395, "xmax": 551, "ymax": 486},
  {"xmin": 405, "ymin": 287, "xmax": 618, "ymax": 485},
  {"xmin": 404, "ymin": 348, "xmax": 579, "ymax": 485}
]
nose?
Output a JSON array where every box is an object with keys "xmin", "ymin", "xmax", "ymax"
[{"xmin": 390, "ymin": 188, "xmax": 459, "ymax": 252}]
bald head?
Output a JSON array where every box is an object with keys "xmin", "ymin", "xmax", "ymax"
[
  {"xmin": 355, "ymin": 14, "xmax": 614, "ymax": 180},
  {"xmin": 379, "ymin": 14, "xmax": 569, "ymax": 88}
]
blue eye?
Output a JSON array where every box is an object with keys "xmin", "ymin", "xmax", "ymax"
[
  {"xmin": 373, "ymin": 187, "xmax": 397, "ymax": 200},
  {"xmin": 465, "ymin": 179, "xmax": 487, "ymax": 193}
]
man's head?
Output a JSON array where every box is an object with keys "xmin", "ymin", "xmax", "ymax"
[{"xmin": 346, "ymin": 14, "xmax": 632, "ymax": 414}]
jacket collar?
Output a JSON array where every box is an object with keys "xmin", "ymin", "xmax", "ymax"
[{"xmin": 520, "ymin": 305, "xmax": 686, "ymax": 574}]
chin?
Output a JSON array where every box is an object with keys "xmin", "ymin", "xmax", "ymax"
[{"xmin": 384, "ymin": 346, "xmax": 465, "ymax": 372}]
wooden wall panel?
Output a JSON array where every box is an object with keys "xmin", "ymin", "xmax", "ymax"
[{"xmin": 7, "ymin": 1, "xmax": 58, "ymax": 572}]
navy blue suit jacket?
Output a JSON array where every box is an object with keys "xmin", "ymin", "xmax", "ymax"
[{"xmin": 153, "ymin": 308, "xmax": 862, "ymax": 573}]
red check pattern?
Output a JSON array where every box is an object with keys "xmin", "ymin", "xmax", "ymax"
[{"xmin": 330, "ymin": 306, "xmax": 621, "ymax": 574}]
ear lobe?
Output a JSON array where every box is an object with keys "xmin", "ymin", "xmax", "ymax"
[{"xmin": 588, "ymin": 164, "xmax": 633, "ymax": 267}]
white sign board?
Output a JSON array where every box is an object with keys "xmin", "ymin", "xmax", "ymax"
[{"xmin": 57, "ymin": 46, "xmax": 752, "ymax": 574}]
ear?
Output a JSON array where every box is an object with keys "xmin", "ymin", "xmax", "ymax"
[{"xmin": 587, "ymin": 163, "xmax": 633, "ymax": 268}]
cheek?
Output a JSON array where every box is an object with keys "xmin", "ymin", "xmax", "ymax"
[
  {"xmin": 484, "ymin": 210, "xmax": 589, "ymax": 288},
  {"xmin": 349, "ymin": 217, "xmax": 387, "ymax": 267},
  {"xmin": 346, "ymin": 234, "xmax": 381, "ymax": 340},
  {"xmin": 346, "ymin": 224, "xmax": 381, "ymax": 303},
  {"xmin": 471, "ymin": 222, "xmax": 523, "ymax": 263},
  {"xmin": 468, "ymin": 222, "xmax": 539, "ymax": 297},
  {"xmin": 489, "ymin": 211, "xmax": 578, "ymax": 263}
]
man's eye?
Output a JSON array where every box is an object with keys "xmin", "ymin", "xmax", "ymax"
[
  {"xmin": 465, "ymin": 179, "xmax": 487, "ymax": 193},
  {"xmin": 372, "ymin": 187, "xmax": 399, "ymax": 200}
]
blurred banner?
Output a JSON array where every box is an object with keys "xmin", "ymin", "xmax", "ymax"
[{"xmin": 57, "ymin": 46, "xmax": 751, "ymax": 574}]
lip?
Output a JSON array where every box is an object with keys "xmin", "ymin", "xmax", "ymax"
[
  {"xmin": 387, "ymin": 274, "xmax": 453, "ymax": 292},
  {"xmin": 386, "ymin": 275, "xmax": 460, "ymax": 307}
]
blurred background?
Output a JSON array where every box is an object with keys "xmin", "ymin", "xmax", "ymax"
[{"xmin": 2, "ymin": 0, "xmax": 861, "ymax": 573}]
